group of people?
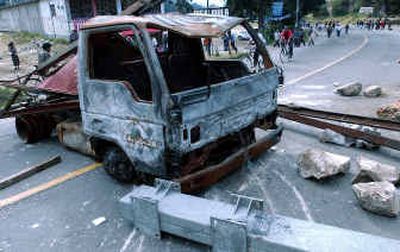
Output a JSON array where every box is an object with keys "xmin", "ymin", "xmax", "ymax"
[
  {"xmin": 6, "ymin": 27, "xmax": 80, "ymax": 74},
  {"xmin": 273, "ymin": 25, "xmax": 320, "ymax": 59},
  {"xmin": 356, "ymin": 18, "xmax": 392, "ymax": 30},
  {"xmin": 7, "ymin": 41, "xmax": 53, "ymax": 73},
  {"xmin": 325, "ymin": 21, "xmax": 350, "ymax": 38}
]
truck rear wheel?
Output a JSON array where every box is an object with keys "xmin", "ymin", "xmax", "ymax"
[
  {"xmin": 15, "ymin": 114, "xmax": 55, "ymax": 144},
  {"xmin": 103, "ymin": 147, "xmax": 136, "ymax": 183}
]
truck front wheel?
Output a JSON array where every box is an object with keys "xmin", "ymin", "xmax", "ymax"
[{"xmin": 103, "ymin": 147, "xmax": 136, "ymax": 183}]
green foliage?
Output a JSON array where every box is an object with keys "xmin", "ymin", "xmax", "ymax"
[{"xmin": 175, "ymin": 0, "xmax": 193, "ymax": 13}]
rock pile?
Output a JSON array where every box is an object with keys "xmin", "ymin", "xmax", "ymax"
[{"xmin": 377, "ymin": 101, "xmax": 400, "ymax": 122}]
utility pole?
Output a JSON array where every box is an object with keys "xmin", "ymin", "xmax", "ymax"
[
  {"xmin": 207, "ymin": 0, "xmax": 210, "ymax": 14},
  {"xmin": 296, "ymin": 0, "xmax": 300, "ymax": 28}
]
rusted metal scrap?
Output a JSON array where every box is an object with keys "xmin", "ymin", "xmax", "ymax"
[
  {"xmin": 177, "ymin": 126, "xmax": 283, "ymax": 193},
  {"xmin": 0, "ymin": 155, "xmax": 61, "ymax": 190},
  {"xmin": 279, "ymin": 110, "xmax": 400, "ymax": 151},
  {"xmin": 278, "ymin": 104, "xmax": 400, "ymax": 132}
]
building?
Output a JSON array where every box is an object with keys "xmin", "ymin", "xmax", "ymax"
[{"xmin": 0, "ymin": 0, "xmax": 176, "ymax": 38}]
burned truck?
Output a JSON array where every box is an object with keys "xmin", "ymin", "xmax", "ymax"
[{"xmin": 1, "ymin": 14, "xmax": 282, "ymax": 192}]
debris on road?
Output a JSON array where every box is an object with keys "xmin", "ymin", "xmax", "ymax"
[
  {"xmin": 278, "ymin": 104, "xmax": 400, "ymax": 131},
  {"xmin": 352, "ymin": 157, "xmax": 400, "ymax": 184},
  {"xmin": 352, "ymin": 181, "xmax": 400, "ymax": 217},
  {"xmin": 279, "ymin": 111, "xmax": 400, "ymax": 151},
  {"xmin": 297, "ymin": 149, "xmax": 350, "ymax": 179},
  {"xmin": 319, "ymin": 129, "xmax": 353, "ymax": 147},
  {"xmin": 335, "ymin": 82, "xmax": 362, "ymax": 96},
  {"xmin": 92, "ymin": 216, "xmax": 107, "ymax": 226},
  {"xmin": 350, "ymin": 125, "xmax": 381, "ymax": 150},
  {"xmin": 377, "ymin": 101, "xmax": 400, "ymax": 122},
  {"xmin": 363, "ymin": 85, "xmax": 383, "ymax": 97},
  {"xmin": 0, "ymin": 155, "xmax": 61, "ymax": 190},
  {"xmin": 319, "ymin": 126, "xmax": 380, "ymax": 150},
  {"xmin": 120, "ymin": 179, "xmax": 400, "ymax": 251}
]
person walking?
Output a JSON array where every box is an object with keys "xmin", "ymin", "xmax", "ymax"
[
  {"xmin": 345, "ymin": 24, "xmax": 350, "ymax": 34},
  {"xmin": 327, "ymin": 25, "xmax": 333, "ymax": 38},
  {"xmin": 308, "ymin": 28, "xmax": 317, "ymax": 47},
  {"xmin": 228, "ymin": 31, "xmax": 238, "ymax": 54},
  {"xmin": 204, "ymin": 37, "xmax": 212, "ymax": 56},
  {"xmin": 335, "ymin": 23, "xmax": 342, "ymax": 37},
  {"xmin": 281, "ymin": 26, "xmax": 293, "ymax": 57},
  {"xmin": 8, "ymin": 42, "xmax": 20, "ymax": 72}
]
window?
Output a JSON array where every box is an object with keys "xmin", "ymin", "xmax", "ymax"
[
  {"xmin": 88, "ymin": 28, "xmax": 153, "ymax": 102},
  {"xmin": 147, "ymin": 24, "xmax": 270, "ymax": 95}
]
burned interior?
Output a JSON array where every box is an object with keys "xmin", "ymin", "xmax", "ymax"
[{"xmin": 88, "ymin": 23, "xmax": 267, "ymax": 99}]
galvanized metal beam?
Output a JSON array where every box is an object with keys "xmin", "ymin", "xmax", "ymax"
[{"xmin": 120, "ymin": 179, "xmax": 400, "ymax": 252}]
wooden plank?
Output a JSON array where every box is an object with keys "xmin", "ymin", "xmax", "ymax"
[{"xmin": 0, "ymin": 155, "xmax": 62, "ymax": 190}]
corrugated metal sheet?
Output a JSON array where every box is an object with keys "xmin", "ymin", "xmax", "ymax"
[
  {"xmin": 82, "ymin": 14, "xmax": 244, "ymax": 37},
  {"xmin": 38, "ymin": 56, "xmax": 78, "ymax": 95}
]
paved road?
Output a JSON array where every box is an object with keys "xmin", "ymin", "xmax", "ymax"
[{"xmin": 1, "ymin": 29, "xmax": 400, "ymax": 251}]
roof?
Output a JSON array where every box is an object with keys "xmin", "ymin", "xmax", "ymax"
[{"xmin": 81, "ymin": 14, "xmax": 245, "ymax": 37}]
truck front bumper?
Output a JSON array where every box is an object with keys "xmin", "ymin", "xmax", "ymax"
[{"xmin": 176, "ymin": 124, "xmax": 283, "ymax": 193}]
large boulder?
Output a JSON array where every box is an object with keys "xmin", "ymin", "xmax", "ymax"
[
  {"xmin": 352, "ymin": 157, "xmax": 400, "ymax": 184},
  {"xmin": 335, "ymin": 82, "xmax": 362, "ymax": 96},
  {"xmin": 352, "ymin": 181, "xmax": 399, "ymax": 217},
  {"xmin": 377, "ymin": 101, "xmax": 400, "ymax": 122},
  {"xmin": 363, "ymin": 85, "xmax": 382, "ymax": 97},
  {"xmin": 297, "ymin": 149, "xmax": 350, "ymax": 179}
]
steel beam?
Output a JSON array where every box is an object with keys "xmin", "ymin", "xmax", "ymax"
[{"xmin": 120, "ymin": 179, "xmax": 400, "ymax": 252}]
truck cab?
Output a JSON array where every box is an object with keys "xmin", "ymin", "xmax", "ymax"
[{"xmin": 78, "ymin": 14, "xmax": 281, "ymax": 186}]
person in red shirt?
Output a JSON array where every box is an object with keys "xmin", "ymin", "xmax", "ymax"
[{"xmin": 281, "ymin": 26, "xmax": 294, "ymax": 59}]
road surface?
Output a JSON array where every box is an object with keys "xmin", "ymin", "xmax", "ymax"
[{"xmin": 1, "ymin": 29, "xmax": 400, "ymax": 251}]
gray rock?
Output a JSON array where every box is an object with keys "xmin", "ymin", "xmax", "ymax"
[
  {"xmin": 297, "ymin": 149, "xmax": 350, "ymax": 179},
  {"xmin": 319, "ymin": 129, "xmax": 353, "ymax": 147},
  {"xmin": 350, "ymin": 125, "xmax": 381, "ymax": 150},
  {"xmin": 352, "ymin": 157, "xmax": 400, "ymax": 184},
  {"xmin": 363, "ymin": 85, "xmax": 383, "ymax": 97},
  {"xmin": 335, "ymin": 82, "xmax": 363, "ymax": 96},
  {"xmin": 352, "ymin": 181, "xmax": 399, "ymax": 217}
]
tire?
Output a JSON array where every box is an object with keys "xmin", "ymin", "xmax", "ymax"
[
  {"xmin": 15, "ymin": 114, "xmax": 55, "ymax": 144},
  {"xmin": 103, "ymin": 147, "xmax": 136, "ymax": 183}
]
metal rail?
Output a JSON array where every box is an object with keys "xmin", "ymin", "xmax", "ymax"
[
  {"xmin": 120, "ymin": 179, "xmax": 400, "ymax": 251},
  {"xmin": 278, "ymin": 104, "xmax": 400, "ymax": 132},
  {"xmin": 279, "ymin": 111, "xmax": 400, "ymax": 151}
]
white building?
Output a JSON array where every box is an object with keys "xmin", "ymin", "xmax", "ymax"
[{"xmin": 0, "ymin": 0, "xmax": 169, "ymax": 38}]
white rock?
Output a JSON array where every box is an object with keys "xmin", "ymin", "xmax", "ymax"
[
  {"xmin": 352, "ymin": 157, "xmax": 400, "ymax": 184},
  {"xmin": 297, "ymin": 149, "xmax": 350, "ymax": 179},
  {"xmin": 363, "ymin": 85, "xmax": 382, "ymax": 97},
  {"xmin": 92, "ymin": 217, "xmax": 107, "ymax": 226},
  {"xmin": 335, "ymin": 82, "xmax": 362, "ymax": 96},
  {"xmin": 319, "ymin": 129, "xmax": 353, "ymax": 147},
  {"xmin": 352, "ymin": 181, "xmax": 399, "ymax": 217}
]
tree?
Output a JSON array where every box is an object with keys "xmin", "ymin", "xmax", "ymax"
[
  {"xmin": 226, "ymin": 0, "xmax": 273, "ymax": 33},
  {"xmin": 175, "ymin": 0, "xmax": 193, "ymax": 13}
]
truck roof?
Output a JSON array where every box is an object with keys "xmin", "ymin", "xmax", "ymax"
[{"xmin": 81, "ymin": 14, "xmax": 245, "ymax": 37}]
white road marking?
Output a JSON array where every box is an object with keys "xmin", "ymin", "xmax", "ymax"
[
  {"xmin": 119, "ymin": 228, "xmax": 137, "ymax": 252},
  {"xmin": 286, "ymin": 34, "xmax": 369, "ymax": 85},
  {"xmin": 272, "ymin": 170, "xmax": 314, "ymax": 222},
  {"xmin": 254, "ymin": 175, "xmax": 276, "ymax": 215}
]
